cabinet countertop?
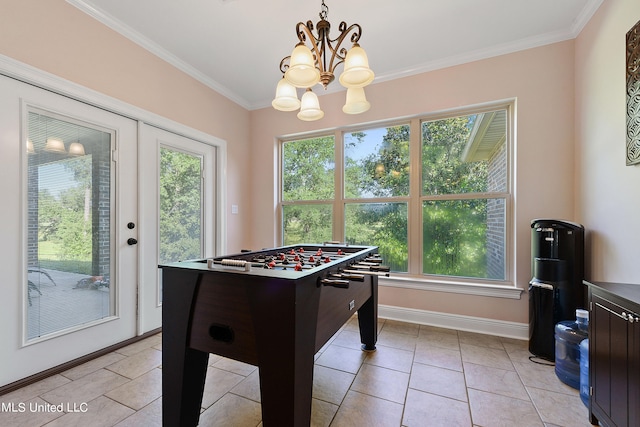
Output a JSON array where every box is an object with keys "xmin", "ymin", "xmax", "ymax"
[{"xmin": 584, "ymin": 280, "xmax": 640, "ymax": 307}]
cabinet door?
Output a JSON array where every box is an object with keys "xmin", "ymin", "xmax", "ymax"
[
  {"xmin": 629, "ymin": 308, "xmax": 640, "ymax": 427},
  {"xmin": 591, "ymin": 293, "xmax": 630, "ymax": 426}
]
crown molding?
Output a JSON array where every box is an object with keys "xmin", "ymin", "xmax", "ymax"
[
  {"xmin": 66, "ymin": 0, "xmax": 252, "ymax": 110},
  {"xmin": 68, "ymin": 0, "xmax": 605, "ymax": 112}
]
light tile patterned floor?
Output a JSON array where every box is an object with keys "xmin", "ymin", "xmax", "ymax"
[{"xmin": 0, "ymin": 317, "xmax": 593, "ymax": 426}]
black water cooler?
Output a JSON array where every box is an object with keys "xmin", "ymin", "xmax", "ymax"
[{"xmin": 528, "ymin": 219, "xmax": 584, "ymax": 360}]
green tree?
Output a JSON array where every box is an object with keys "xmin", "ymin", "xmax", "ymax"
[
  {"xmin": 360, "ymin": 125, "xmax": 410, "ymax": 197},
  {"xmin": 159, "ymin": 149, "xmax": 202, "ymax": 263},
  {"xmin": 38, "ymin": 189, "xmax": 63, "ymax": 242},
  {"xmin": 421, "ymin": 116, "xmax": 488, "ymax": 277},
  {"xmin": 422, "ymin": 116, "xmax": 486, "ymax": 195},
  {"xmin": 282, "ymin": 137, "xmax": 335, "ymax": 243},
  {"xmin": 344, "ymin": 126, "xmax": 410, "ymax": 271},
  {"xmin": 283, "ymin": 136, "xmax": 334, "ymax": 200}
]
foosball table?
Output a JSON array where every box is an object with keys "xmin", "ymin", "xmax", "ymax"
[{"xmin": 160, "ymin": 243, "xmax": 387, "ymax": 426}]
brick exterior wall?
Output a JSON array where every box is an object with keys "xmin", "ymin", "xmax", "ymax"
[
  {"xmin": 93, "ymin": 145, "xmax": 111, "ymax": 278},
  {"xmin": 27, "ymin": 159, "xmax": 39, "ymax": 268},
  {"xmin": 486, "ymin": 140, "xmax": 507, "ymax": 280}
]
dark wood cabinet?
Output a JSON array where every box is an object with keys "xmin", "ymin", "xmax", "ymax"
[{"xmin": 585, "ymin": 281, "xmax": 640, "ymax": 427}]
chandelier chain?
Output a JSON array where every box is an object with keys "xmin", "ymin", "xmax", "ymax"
[{"xmin": 319, "ymin": 0, "xmax": 328, "ymax": 21}]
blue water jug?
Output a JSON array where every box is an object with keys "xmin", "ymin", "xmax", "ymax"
[
  {"xmin": 555, "ymin": 309, "xmax": 589, "ymax": 389},
  {"xmin": 580, "ymin": 338, "xmax": 589, "ymax": 407}
]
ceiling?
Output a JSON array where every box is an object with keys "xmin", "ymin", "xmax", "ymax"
[{"xmin": 68, "ymin": 0, "xmax": 603, "ymax": 111}]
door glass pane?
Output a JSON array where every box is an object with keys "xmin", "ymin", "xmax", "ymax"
[
  {"xmin": 159, "ymin": 147, "xmax": 203, "ymax": 264},
  {"xmin": 345, "ymin": 202, "xmax": 408, "ymax": 272},
  {"xmin": 26, "ymin": 110, "xmax": 114, "ymax": 340}
]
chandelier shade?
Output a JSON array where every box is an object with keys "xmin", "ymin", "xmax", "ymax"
[
  {"xmin": 297, "ymin": 89, "xmax": 324, "ymax": 121},
  {"xmin": 69, "ymin": 142, "xmax": 86, "ymax": 156},
  {"xmin": 342, "ymin": 87, "xmax": 370, "ymax": 114},
  {"xmin": 285, "ymin": 44, "xmax": 321, "ymax": 88},
  {"xmin": 272, "ymin": 78, "xmax": 301, "ymax": 111},
  {"xmin": 339, "ymin": 43, "xmax": 375, "ymax": 88},
  {"xmin": 44, "ymin": 137, "xmax": 66, "ymax": 153},
  {"xmin": 273, "ymin": 0, "xmax": 374, "ymax": 121}
]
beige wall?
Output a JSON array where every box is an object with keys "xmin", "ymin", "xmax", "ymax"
[
  {"xmin": 250, "ymin": 41, "xmax": 577, "ymax": 324},
  {"xmin": 0, "ymin": 0, "xmax": 253, "ymax": 253},
  {"xmin": 575, "ymin": 0, "xmax": 640, "ymax": 284}
]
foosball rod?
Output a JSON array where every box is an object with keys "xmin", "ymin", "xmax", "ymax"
[
  {"xmin": 342, "ymin": 269, "xmax": 390, "ymax": 277},
  {"xmin": 350, "ymin": 263, "xmax": 391, "ymax": 272}
]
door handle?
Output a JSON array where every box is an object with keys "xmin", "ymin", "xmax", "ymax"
[{"xmin": 127, "ymin": 238, "xmax": 138, "ymax": 246}]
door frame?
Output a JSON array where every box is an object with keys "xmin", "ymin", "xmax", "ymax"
[
  {"xmin": 0, "ymin": 76, "xmax": 140, "ymax": 386},
  {"xmin": 138, "ymin": 124, "xmax": 218, "ymax": 333},
  {"xmin": 0, "ymin": 54, "xmax": 227, "ymax": 386}
]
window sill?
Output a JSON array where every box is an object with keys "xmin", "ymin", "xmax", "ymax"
[{"xmin": 379, "ymin": 275, "xmax": 524, "ymax": 299}]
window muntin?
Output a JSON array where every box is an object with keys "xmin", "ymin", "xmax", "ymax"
[{"xmin": 279, "ymin": 104, "xmax": 511, "ymax": 284}]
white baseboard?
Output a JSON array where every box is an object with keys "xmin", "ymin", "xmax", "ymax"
[{"xmin": 378, "ymin": 304, "xmax": 529, "ymax": 341}]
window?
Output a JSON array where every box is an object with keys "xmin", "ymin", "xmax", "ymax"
[
  {"xmin": 343, "ymin": 125, "xmax": 410, "ymax": 272},
  {"xmin": 280, "ymin": 103, "xmax": 511, "ymax": 284},
  {"xmin": 282, "ymin": 136, "xmax": 335, "ymax": 245},
  {"xmin": 421, "ymin": 110, "xmax": 508, "ymax": 280}
]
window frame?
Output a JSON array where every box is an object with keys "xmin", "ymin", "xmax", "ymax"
[{"xmin": 278, "ymin": 99, "xmax": 517, "ymax": 294}]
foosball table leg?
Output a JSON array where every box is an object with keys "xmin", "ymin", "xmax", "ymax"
[{"xmin": 357, "ymin": 276, "xmax": 378, "ymax": 351}]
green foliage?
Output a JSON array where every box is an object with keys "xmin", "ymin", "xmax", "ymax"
[
  {"xmin": 420, "ymin": 116, "xmax": 490, "ymax": 277},
  {"xmin": 56, "ymin": 204, "xmax": 92, "ymax": 260},
  {"xmin": 38, "ymin": 189, "xmax": 64, "ymax": 242},
  {"xmin": 422, "ymin": 200, "xmax": 487, "ymax": 277},
  {"xmin": 159, "ymin": 149, "xmax": 202, "ymax": 263},
  {"xmin": 360, "ymin": 125, "xmax": 410, "ymax": 197},
  {"xmin": 36, "ymin": 158, "xmax": 93, "ymax": 273},
  {"xmin": 283, "ymin": 204, "xmax": 332, "ymax": 245},
  {"xmin": 282, "ymin": 137, "xmax": 335, "ymax": 243},
  {"xmin": 422, "ymin": 116, "xmax": 487, "ymax": 195},
  {"xmin": 283, "ymin": 136, "xmax": 334, "ymax": 201},
  {"xmin": 345, "ymin": 203, "xmax": 408, "ymax": 272}
]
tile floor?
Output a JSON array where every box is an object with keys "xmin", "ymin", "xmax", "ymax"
[{"xmin": 0, "ymin": 317, "xmax": 593, "ymax": 427}]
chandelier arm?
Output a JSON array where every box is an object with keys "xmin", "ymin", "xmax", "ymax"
[
  {"xmin": 279, "ymin": 56, "xmax": 291, "ymax": 74},
  {"xmin": 325, "ymin": 22, "xmax": 362, "ymax": 74},
  {"xmin": 295, "ymin": 21, "xmax": 325, "ymax": 74}
]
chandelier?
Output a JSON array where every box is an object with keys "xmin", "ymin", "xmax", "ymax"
[{"xmin": 272, "ymin": 0, "xmax": 375, "ymax": 121}]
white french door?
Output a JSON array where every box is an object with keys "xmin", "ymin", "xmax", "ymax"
[
  {"xmin": 138, "ymin": 124, "xmax": 217, "ymax": 333},
  {"xmin": 0, "ymin": 75, "xmax": 138, "ymax": 387}
]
